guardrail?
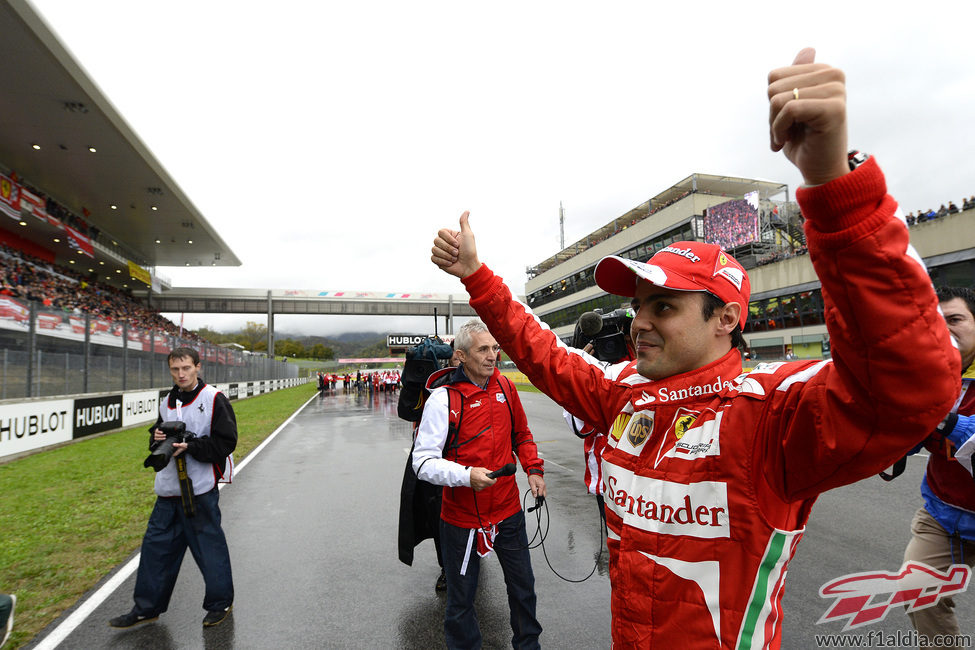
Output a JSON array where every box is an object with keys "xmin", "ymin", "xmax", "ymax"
[{"xmin": 0, "ymin": 297, "xmax": 298, "ymax": 398}]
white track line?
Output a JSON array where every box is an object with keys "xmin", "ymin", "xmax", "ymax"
[{"xmin": 33, "ymin": 390, "xmax": 319, "ymax": 650}]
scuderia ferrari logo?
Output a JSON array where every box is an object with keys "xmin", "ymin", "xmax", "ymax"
[{"xmin": 655, "ymin": 410, "xmax": 722, "ymax": 467}]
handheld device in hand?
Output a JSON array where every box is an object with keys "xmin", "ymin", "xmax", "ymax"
[{"xmin": 487, "ymin": 463, "xmax": 516, "ymax": 479}]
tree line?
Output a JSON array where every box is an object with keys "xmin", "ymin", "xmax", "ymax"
[{"xmin": 193, "ymin": 321, "xmax": 391, "ymax": 361}]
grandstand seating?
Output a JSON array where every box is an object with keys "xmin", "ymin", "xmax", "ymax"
[{"xmin": 0, "ymin": 243, "xmax": 203, "ymax": 342}]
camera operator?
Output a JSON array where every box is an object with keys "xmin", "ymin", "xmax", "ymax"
[
  {"xmin": 110, "ymin": 347, "xmax": 237, "ymax": 630},
  {"xmin": 564, "ymin": 303, "xmax": 637, "ymax": 529}
]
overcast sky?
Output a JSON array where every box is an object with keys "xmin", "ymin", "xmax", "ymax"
[{"xmin": 28, "ymin": 0, "xmax": 975, "ymax": 337}]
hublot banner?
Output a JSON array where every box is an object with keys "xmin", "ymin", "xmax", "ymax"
[
  {"xmin": 122, "ymin": 390, "xmax": 159, "ymax": 428},
  {"xmin": 73, "ymin": 395, "xmax": 123, "ymax": 438},
  {"xmin": 0, "ymin": 377, "xmax": 311, "ymax": 461},
  {"xmin": 0, "ymin": 398, "xmax": 73, "ymax": 456},
  {"xmin": 387, "ymin": 334, "xmax": 427, "ymax": 347}
]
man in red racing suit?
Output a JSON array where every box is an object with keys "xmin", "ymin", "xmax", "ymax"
[{"xmin": 430, "ymin": 49, "xmax": 960, "ymax": 648}]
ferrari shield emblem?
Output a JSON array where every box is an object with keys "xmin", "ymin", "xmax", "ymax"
[{"xmin": 674, "ymin": 414, "xmax": 697, "ymax": 440}]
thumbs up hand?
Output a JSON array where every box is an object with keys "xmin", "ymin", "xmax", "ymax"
[
  {"xmin": 432, "ymin": 210, "xmax": 482, "ymax": 279},
  {"xmin": 768, "ymin": 47, "xmax": 849, "ymax": 186}
]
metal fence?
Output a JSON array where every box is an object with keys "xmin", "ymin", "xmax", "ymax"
[{"xmin": 0, "ymin": 299, "xmax": 297, "ymax": 400}]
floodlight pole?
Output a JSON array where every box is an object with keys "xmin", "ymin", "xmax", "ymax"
[
  {"xmin": 447, "ymin": 295, "xmax": 454, "ymax": 334},
  {"xmin": 559, "ymin": 202, "xmax": 565, "ymax": 250},
  {"xmin": 267, "ymin": 291, "xmax": 275, "ymax": 359}
]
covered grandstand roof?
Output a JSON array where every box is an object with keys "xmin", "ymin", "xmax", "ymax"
[
  {"xmin": 529, "ymin": 172, "xmax": 788, "ymax": 276},
  {"xmin": 0, "ymin": 0, "xmax": 240, "ymax": 279}
]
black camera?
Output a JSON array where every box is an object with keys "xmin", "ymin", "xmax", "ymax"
[
  {"xmin": 571, "ymin": 308, "xmax": 633, "ymax": 363},
  {"xmin": 143, "ymin": 421, "xmax": 197, "ymax": 472}
]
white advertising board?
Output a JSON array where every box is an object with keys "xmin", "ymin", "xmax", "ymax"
[
  {"xmin": 122, "ymin": 390, "xmax": 161, "ymax": 428},
  {"xmin": 0, "ymin": 399, "xmax": 74, "ymax": 456}
]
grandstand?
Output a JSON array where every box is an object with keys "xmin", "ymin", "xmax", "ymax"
[
  {"xmin": 526, "ymin": 172, "xmax": 975, "ymax": 360},
  {"xmin": 1, "ymin": 1, "xmax": 240, "ymax": 280},
  {"xmin": 0, "ymin": 1, "xmax": 297, "ymax": 398},
  {"xmin": 527, "ymin": 174, "xmax": 792, "ymax": 280}
]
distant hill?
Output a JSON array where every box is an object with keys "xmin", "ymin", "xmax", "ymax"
[
  {"xmin": 284, "ymin": 331, "xmax": 390, "ymax": 358},
  {"xmin": 326, "ymin": 331, "xmax": 387, "ymax": 343},
  {"xmin": 199, "ymin": 324, "xmax": 399, "ymax": 359}
]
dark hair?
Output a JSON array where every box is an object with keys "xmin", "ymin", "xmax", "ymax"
[
  {"xmin": 168, "ymin": 346, "xmax": 200, "ymax": 365},
  {"xmin": 937, "ymin": 286, "xmax": 975, "ymax": 318},
  {"xmin": 701, "ymin": 292, "xmax": 746, "ymax": 351}
]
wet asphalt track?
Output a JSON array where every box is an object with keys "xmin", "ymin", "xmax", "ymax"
[{"xmin": 27, "ymin": 387, "xmax": 975, "ymax": 649}]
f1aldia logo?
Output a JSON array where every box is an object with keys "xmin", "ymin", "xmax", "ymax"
[{"xmin": 818, "ymin": 561, "xmax": 971, "ymax": 630}]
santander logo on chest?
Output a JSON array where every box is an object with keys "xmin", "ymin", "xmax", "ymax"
[
  {"xmin": 632, "ymin": 375, "xmax": 734, "ymax": 407},
  {"xmin": 625, "ymin": 350, "xmax": 743, "ymax": 409}
]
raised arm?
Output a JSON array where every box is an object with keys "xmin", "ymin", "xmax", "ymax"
[
  {"xmin": 432, "ymin": 213, "xmax": 629, "ymax": 433},
  {"xmin": 761, "ymin": 49, "xmax": 960, "ymax": 499}
]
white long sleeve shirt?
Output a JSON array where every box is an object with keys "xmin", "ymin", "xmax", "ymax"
[{"xmin": 411, "ymin": 387, "xmax": 472, "ymax": 488}]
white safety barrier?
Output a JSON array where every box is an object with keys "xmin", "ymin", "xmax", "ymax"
[{"xmin": 0, "ymin": 377, "xmax": 309, "ymax": 461}]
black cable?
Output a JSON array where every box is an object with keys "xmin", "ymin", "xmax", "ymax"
[
  {"xmin": 470, "ymin": 484, "xmax": 604, "ymax": 583},
  {"xmin": 522, "ymin": 488, "xmax": 603, "ymax": 583}
]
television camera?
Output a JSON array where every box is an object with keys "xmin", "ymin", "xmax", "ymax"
[{"xmin": 571, "ymin": 307, "xmax": 633, "ymax": 363}]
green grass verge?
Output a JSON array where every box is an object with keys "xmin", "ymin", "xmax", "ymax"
[
  {"xmin": 510, "ymin": 381, "xmax": 541, "ymax": 393},
  {"xmin": 0, "ymin": 382, "xmax": 316, "ymax": 649}
]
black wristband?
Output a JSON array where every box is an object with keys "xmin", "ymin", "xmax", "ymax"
[{"xmin": 933, "ymin": 412, "xmax": 959, "ymax": 440}]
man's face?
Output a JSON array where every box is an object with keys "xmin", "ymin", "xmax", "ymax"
[
  {"xmin": 630, "ymin": 283, "xmax": 723, "ymax": 380},
  {"xmin": 941, "ymin": 297, "xmax": 975, "ymax": 371},
  {"xmin": 458, "ymin": 330, "xmax": 500, "ymax": 386},
  {"xmin": 169, "ymin": 356, "xmax": 201, "ymax": 390}
]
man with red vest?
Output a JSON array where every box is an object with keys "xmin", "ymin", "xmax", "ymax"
[
  {"xmin": 413, "ymin": 318, "xmax": 546, "ymax": 649},
  {"xmin": 904, "ymin": 287, "xmax": 975, "ymax": 642},
  {"xmin": 430, "ymin": 49, "xmax": 959, "ymax": 647}
]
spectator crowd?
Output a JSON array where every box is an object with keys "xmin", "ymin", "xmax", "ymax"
[
  {"xmin": 755, "ymin": 191, "xmax": 975, "ymax": 266},
  {"xmin": 0, "ymin": 243, "xmax": 205, "ymax": 342},
  {"xmin": 755, "ymin": 245, "xmax": 809, "ymax": 267},
  {"xmin": 906, "ymin": 196, "xmax": 975, "ymax": 226},
  {"xmin": 704, "ymin": 198, "xmax": 760, "ymax": 250}
]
